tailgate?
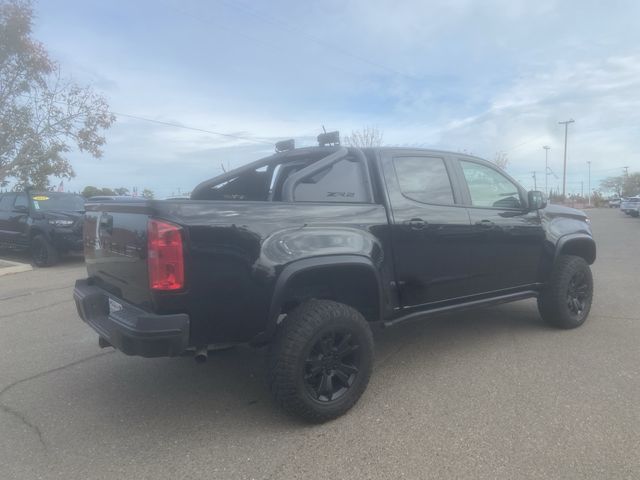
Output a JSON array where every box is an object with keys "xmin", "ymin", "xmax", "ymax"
[{"xmin": 84, "ymin": 202, "xmax": 154, "ymax": 307}]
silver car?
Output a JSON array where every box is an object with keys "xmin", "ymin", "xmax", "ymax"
[{"xmin": 621, "ymin": 196, "xmax": 640, "ymax": 216}]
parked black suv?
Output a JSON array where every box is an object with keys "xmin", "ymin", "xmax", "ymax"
[
  {"xmin": 74, "ymin": 143, "xmax": 596, "ymax": 422},
  {"xmin": 0, "ymin": 190, "xmax": 85, "ymax": 266}
]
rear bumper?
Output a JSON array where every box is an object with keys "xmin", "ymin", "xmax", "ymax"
[{"xmin": 74, "ymin": 279, "xmax": 189, "ymax": 357}]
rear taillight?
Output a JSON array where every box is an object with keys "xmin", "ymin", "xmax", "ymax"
[{"xmin": 147, "ymin": 219, "xmax": 184, "ymax": 291}]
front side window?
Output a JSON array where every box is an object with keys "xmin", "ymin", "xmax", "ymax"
[
  {"xmin": 292, "ymin": 157, "xmax": 370, "ymax": 203},
  {"xmin": 393, "ymin": 156, "xmax": 455, "ymax": 205},
  {"xmin": 14, "ymin": 194, "xmax": 28, "ymax": 209},
  {"xmin": 460, "ymin": 161, "xmax": 522, "ymax": 209}
]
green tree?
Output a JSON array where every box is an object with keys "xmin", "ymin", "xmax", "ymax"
[
  {"xmin": 0, "ymin": 0, "xmax": 115, "ymax": 189},
  {"xmin": 81, "ymin": 185, "xmax": 115, "ymax": 198},
  {"xmin": 113, "ymin": 187, "xmax": 129, "ymax": 195},
  {"xmin": 141, "ymin": 188, "xmax": 154, "ymax": 199}
]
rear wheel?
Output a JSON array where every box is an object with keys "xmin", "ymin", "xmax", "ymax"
[
  {"xmin": 538, "ymin": 255, "xmax": 593, "ymax": 329},
  {"xmin": 269, "ymin": 299, "xmax": 374, "ymax": 423},
  {"xmin": 31, "ymin": 234, "xmax": 59, "ymax": 267}
]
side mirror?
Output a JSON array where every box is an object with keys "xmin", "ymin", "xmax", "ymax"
[
  {"xmin": 12, "ymin": 205, "xmax": 29, "ymax": 214},
  {"xmin": 528, "ymin": 190, "xmax": 547, "ymax": 210}
]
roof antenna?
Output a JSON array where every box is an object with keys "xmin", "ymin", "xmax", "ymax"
[{"xmin": 322, "ymin": 125, "xmax": 327, "ymax": 134}]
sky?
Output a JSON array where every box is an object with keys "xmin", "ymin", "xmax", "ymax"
[{"xmin": 31, "ymin": 0, "xmax": 640, "ymax": 197}]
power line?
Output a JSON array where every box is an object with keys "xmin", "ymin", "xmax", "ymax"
[
  {"xmin": 111, "ymin": 111, "xmax": 274, "ymax": 145},
  {"xmin": 18, "ymin": 94, "xmax": 276, "ymax": 146},
  {"xmin": 503, "ymin": 135, "xmax": 548, "ymax": 153}
]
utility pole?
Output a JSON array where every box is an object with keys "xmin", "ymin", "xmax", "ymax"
[
  {"xmin": 531, "ymin": 171, "xmax": 538, "ymax": 190},
  {"xmin": 581, "ymin": 181, "xmax": 584, "ymax": 198},
  {"xmin": 623, "ymin": 166, "xmax": 629, "ymax": 177},
  {"xmin": 587, "ymin": 161, "xmax": 591, "ymax": 206},
  {"xmin": 543, "ymin": 145, "xmax": 551, "ymax": 196},
  {"xmin": 559, "ymin": 119, "xmax": 575, "ymax": 199}
]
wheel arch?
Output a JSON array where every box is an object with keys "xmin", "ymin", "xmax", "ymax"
[
  {"xmin": 266, "ymin": 255, "xmax": 384, "ymax": 339},
  {"xmin": 556, "ymin": 234, "xmax": 596, "ymax": 265}
]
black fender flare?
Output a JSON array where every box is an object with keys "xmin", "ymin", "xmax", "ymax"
[
  {"xmin": 555, "ymin": 233, "xmax": 596, "ymax": 264},
  {"xmin": 263, "ymin": 255, "xmax": 384, "ymax": 341}
]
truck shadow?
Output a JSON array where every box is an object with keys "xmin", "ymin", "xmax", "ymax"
[
  {"xmin": 0, "ymin": 247, "xmax": 84, "ymax": 267},
  {"xmin": 35, "ymin": 300, "xmax": 549, "ymax": 434}
]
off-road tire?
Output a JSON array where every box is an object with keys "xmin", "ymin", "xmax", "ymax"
[
  {"xmin": 269, "ymin": 299, "xmax": 374, "ymax": 423},
  {"xmin": 31, "ymin": 234, "xmax": 59, "ymax": 267},
  {"xmin": 538, "ymin": 255, "xmax": 593, "ymax": 329}
]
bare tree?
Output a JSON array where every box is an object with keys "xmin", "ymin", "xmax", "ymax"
[
  {"xmin": 0, "ymin": 0, "xmax": 115, "ymax": 188},
  {"xmin": 493, "ymin": 151, "xmax": 509, "ymax": 170},
  {"xmin": 344, "ymin": 126, "xmax": 384, "ymax": 148}
]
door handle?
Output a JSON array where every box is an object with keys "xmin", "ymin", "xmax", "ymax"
[
  {"xmin": 404, "ymin": 218, "xmax": 427, "ymax": 230},
  {"xmin": 475, "ymin": 219, "xmax": 496, "ymax": 228}
]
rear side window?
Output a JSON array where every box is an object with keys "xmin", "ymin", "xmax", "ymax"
[
  {"xmin": 393, "ymin": 156, "xmax": 455, "ymax": 205},
  {"xmin": 0, "ymin": 194, "xmax": 15, "ymax": 211},
  {"xmin": 292, "ymin": 158, "xmax": 370, "ymax": 203}
]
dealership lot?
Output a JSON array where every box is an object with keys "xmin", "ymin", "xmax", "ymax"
[{"xmin": 1, "ymin": 208, "xmax": 638, "ymax": 479}]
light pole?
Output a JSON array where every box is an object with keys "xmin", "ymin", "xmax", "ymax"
[
  {"xmin": 543, "ymin": 145, "xmax": 551, "ymax": 196},
  {"xmin": 587, "ymin": 161, "xmax": 591, "ymax": 206},
  {"xmin": 558, "ymin": 119, "xmax": 575, "ymax": 199}
]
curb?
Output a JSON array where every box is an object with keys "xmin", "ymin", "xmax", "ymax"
[{"xmin": 0, "ymin": 259, "xmax": 33, "ymax": 277}]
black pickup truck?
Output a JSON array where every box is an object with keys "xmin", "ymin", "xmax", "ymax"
[
  {"xmin": 74, "ymin": 142, "xmax": 595, "ymax": 422},
  {"xmin": 0, "ymin": 190, "xmax": 85, "ymax": 266}
]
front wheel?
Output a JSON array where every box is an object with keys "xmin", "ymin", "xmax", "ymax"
[
  {"xmin": 538, "ymin": 255, "xmax": 593, "ymax": 329},
  {"xmin": 31, "ymin": 234, "xmax": 59, "ymax": 267},
  {"xmin": 269, "ymin": 299, "xmax": 374, "ymax": 423}
]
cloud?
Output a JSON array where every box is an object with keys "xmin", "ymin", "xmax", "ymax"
[{"xmin": 32, "ymin": 0, "xmax": 640, "ymax": 196}]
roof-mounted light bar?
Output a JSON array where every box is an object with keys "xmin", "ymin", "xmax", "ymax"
[
  {"xmin": 318, "ymin": 130, "xmax": 340, "ymax": 147},
  {"xmin": 275, "ymin": 139, "xmax": 295, "ymax": 152}
]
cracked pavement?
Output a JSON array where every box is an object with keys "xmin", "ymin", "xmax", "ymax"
[{"xmin": 1, "ymin": 208, "xmax": 639, "ymax": 479}]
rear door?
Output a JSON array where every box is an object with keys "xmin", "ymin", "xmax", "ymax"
[
  {"xmin": 380, "ymin": 150, "xmax": 475, "ymax": 307},
  {"xmin": 454, "ymin": 158, "xmax": 545, "ymax": 293}
]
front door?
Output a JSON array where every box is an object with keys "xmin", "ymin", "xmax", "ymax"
[
  {"xmin": 0, "ymin": 193, "xmax": 17, "ymax": 243},
  {"xmin": 455, "ymin": 159, "xmax": 545, "ymax": 294},
  {"xmin": 8, "ymin": 193, "xmax": 31, "ymax": 246},
  {"xmin": 380, "ymin": 151, "xmax": 475, "ymax": 307}
]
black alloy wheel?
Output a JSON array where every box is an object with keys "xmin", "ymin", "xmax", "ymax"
[
  {"xmin": 303, "ymin": 330, "xmax": 361, "ymax": 403},
  {"xmin": 269, "ymin": 299, "xmax": 374, "ymax": 422},
  {"xmin": 566, "ymin": 271, "xmax": 589, "ymax": 316}
]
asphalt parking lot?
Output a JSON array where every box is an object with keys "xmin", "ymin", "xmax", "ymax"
[{"xmin": 1, "ymin": 208, "xmax": 638, "ymax": 479}]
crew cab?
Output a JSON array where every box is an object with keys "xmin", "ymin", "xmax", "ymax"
[
  {"xmin": 0, "ymin": 191, "xmax": 85, "ymax": 266},
  {"xmin": 74, "ymin": 139, "xmax": 596, "ymax": 422}
]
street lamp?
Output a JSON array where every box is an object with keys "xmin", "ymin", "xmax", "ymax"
[
  {"xmin": 587, "ymin": 161, "xmax": 591, "ymax": 206},
  {"xmin": 543, "ymin": 145, "xmax": 551, "ymax": 196},
  {"xmin": 559, "ymin": 119, "xmax": 575, "ymax": 199}
]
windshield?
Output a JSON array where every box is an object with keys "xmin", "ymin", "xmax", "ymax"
[{"xmin": 31, "ymin": 193, "xmax": 85, "ymax": 211}]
